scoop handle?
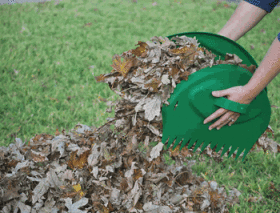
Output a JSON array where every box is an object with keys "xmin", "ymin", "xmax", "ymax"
[
  {"xmin": 213, "ymin": 97, "xmax": 249, "ymax": 114},
  {"xmin": 212, "ymin": 96, "xmax": 262, "ymax": 123}
]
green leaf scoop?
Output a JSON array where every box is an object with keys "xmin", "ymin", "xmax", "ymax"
[{"xmin": 161, "ymin": 32, "xmax": 271, "ymax": 162}]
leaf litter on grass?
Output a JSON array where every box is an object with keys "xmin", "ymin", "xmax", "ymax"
[{"xmin": 1, "ymin": 35, "xmax": 280, "ymax": 212}]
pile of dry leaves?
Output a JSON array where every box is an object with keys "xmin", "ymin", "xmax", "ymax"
[{"xmin": 1, "ymin": 35, "xmax": 279, "ymax": 212}]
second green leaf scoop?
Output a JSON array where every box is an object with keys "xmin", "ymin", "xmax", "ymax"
[{"xmin": 161, "ymin": 63, "xmax": 271, "ymax": 162}]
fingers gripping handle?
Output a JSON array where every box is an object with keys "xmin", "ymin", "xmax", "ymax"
[
  {"xmin": 213, "ymin": 97, "xmax": 249, "ymax": 114},
  {"xmin": 189, "ymin": 91, "xmax": 262, "ymax": 124},
  {"xmin": 213, "ymin": 97, "xmax": 262, "ymax": 123}
]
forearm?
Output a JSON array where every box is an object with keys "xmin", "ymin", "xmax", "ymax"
[
  {"xmin": 217, "ymin": 1, "xmax": 268, "ymax": 42},
  {"xmin": 244, "ymin": 37, "xmax": 280, "ymax": 99}
]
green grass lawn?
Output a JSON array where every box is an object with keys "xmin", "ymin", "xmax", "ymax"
[{"xmin": 1, "ymin": 0, "xmax": 280, "ymax": 211}]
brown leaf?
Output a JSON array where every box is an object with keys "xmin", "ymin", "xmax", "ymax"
[
  {"xmin": 179, "ymin": 69, "xmax": 190, "ymax": 81},
  {"xmin": 168, "ymin": 65, "xmax": 180, "ymax": 80},
  {"xmin": 120, "ymin": 177, "xmax": 128, "ymax": 191},
  {"xmin": 7, "ymin": 159, "xmax": 19, "ymax": 168},
  {"xmin": 62, "ymin": 189, "xmax": 80, "ymax": 199},
  {"xmin": 95, "ymin": 74, "xmax": 106, "ymax": 82},
  {"xmin": 93, "ymin": 201, "xmax": 110, "ymax": 213},
  {"xmin": 68, "ymin": 150, "xmax": 90, "ymax": 170},
  {"xmin": 110, "ymin": 55, "xmax": 134, "ymax": 77},
  {"xmin": 55, "ymin": 128, "xmax": 60, "ymax": 136},
  {"xmin": 144, "ymin": 77, "xmax": 161, "ymax": 92},
  {"xmin": 169, "ymin": 45, "xmax": 195, "ymax": 55},
  {"xmin": 134, "ymin": 201, "xmax": 143, "ymax": 210},
  {"xmin": 239, "ymin": 64, "xmax": 257, "ymax": 74},
  {"xmin": 163, "ymin": 173, "xmax": 174, "ymax": 187},
  {"xmin": 209, "ymin": 189, "xmax": 224, "ymax": 208},
  {"xmin": 3, "ymin": 186, "xmax": 20, "ymax": 202},
  {"xmin": 32, "ymin": 134, "xmax": 44, "ymax": 142},
  {"xmin": 133, "ymin": 168, "xmax": 143, "ymax": 181},
  {"xmin": 128, "ymin": 155, "xmax": 136, "ymax": 167},
  {"xmin": 20, "ymin": 166, "xmax": 30, "ymax": 175},
  {"xmin": 131, "ymin": 41, "xmax": 148, "ymax": 57},
  {"xmin": 30, "ymin": 151, "xmax": 47, "ymax": 162},
  {"xmin": 180, "ymin": 147, "xmax": 193, "ymax": 157},
  {"xmin": 170, "ymin": 146, "xmax": 180, "ymax": 157},
  {"xmin": 175, "ymin": 169, "xmax": 194, "ymax": 186},
  {"xmin": 152, "ymin": 156, "xmax": 161, "ymax": 165}
]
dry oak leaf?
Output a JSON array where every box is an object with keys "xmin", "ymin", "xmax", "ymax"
[
  {"xmin": 30, "ymin": 150, "xmax": 48, "ymax": 162},
  {"xmin": 169, "ymin": 44, "xmax": 196, "ymax": 56},
  {"xmin": 55, "ymin": 128, "xmax": 60, "ymax": 136},
  {"xmin": 168, "ymin": 66, "xmax": 181, "ymax": 79},
  {"xmin": 110, "ymin": 55, "xmax": 134, "ymax": 77},
  {"xmin": 95, "ymin": 74, "xmax": 106, "ymax": 83},
  {"xmin": 68, "ymin": 150, "xmax": 91, "ymax": 170},
  {"xmin": 170, "ymin": 145, "xmax": 180, "ymax": 157},
  {"xmin": 180, "ymin": 147, "xmax": 194, "ymax": 157},
  {"xmin": 133, "ymin": 168, "xmax": 143, "ymax": 181},
  {"xmin": 144, "ymin": 77, "xmax": 161, "ymax": 93},
  {"xmin": 179, "ymin": 69, "xmax": 190, "ymax": 81},
  {"xmin": 131, "ymin": 41, "xmax": 148, "ymax": 57}
]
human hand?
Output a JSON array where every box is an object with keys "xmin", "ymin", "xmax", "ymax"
[{"xmin": 203, "ymin": 86, "xmax": 255, "ymax": 130}]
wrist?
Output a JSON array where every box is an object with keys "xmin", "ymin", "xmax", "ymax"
[{"xmin": 243, "ymin": 82, "xmax": 262, "ymax": 101}]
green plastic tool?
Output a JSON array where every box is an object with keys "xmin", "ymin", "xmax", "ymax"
[{"xmin": 161, "ymin": 32, "xmax": 271, "ymax": 162}]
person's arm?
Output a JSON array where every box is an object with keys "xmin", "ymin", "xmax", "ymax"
[
  {"xmin": 243, "ymin": 37, "xmax": 280, "ymax": 99},
  {"xmin": 217, "ymin": 0, "xmax": 280, "ymax": 98},
  {"xmin": 217, "ymin": 1, "xmax": 268, "ymax": 42}
]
